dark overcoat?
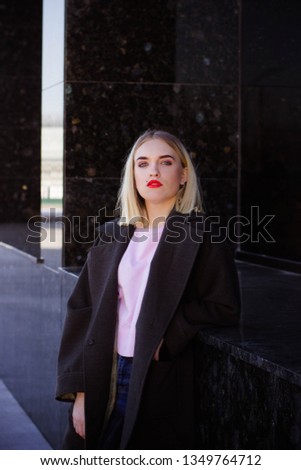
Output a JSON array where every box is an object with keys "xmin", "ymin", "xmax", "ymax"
[{"xmin": 56, "ymin": 211, "xmax": 241, "ymax": 449}]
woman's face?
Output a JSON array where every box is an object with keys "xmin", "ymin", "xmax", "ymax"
[{"xmin": 133, "ymin": 138, "xmax": 187, "ymax": 210}]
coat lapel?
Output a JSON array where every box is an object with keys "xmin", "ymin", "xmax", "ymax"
[
  {"xmin": 135, "ymin": 211, "xmax": 204, "ymax": 355},
  {"xmin": 87, "ymin": 221, "xmax": 136, "ymax": 333},
  {"xmin": 85, "ymin": 222, "xmax": 136, "ymax": 446},
  {"xmin": 122, "ymin": 210, "xmax": 204, "ymax": 447}
]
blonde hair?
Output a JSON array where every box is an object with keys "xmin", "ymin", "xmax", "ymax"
[{"xmin": 116, "ymin": 129, "xmax": 203, "ymax": 226}]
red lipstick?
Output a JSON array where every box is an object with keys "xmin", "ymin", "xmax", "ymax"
[{"xmin": 147, "ymin": 180, "xmax": 163, "ymax": 188}]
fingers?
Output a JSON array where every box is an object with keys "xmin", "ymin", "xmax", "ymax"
[
  {"xmin": 72, "ymin": 392, "xmax": 85, "ymax": 439},
  {"xmin": 153, "ymin": 338, "xmax": 164, "ymax": 361}
]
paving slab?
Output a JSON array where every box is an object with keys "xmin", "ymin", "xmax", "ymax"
[{"xmin": 0, "ymin": 380, "xmax": 52, "ymax": 450}]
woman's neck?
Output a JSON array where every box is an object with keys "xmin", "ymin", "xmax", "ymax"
[{"xmin": 144, "ymin": 201, "xmax": 175, "ymax": 227}]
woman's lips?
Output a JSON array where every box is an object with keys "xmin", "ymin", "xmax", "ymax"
[{"xmin": 147, "ymin": 180, "xmax": 163, "ymax": 188}]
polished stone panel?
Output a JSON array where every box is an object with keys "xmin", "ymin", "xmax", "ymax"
[
  {"xmin": 0, "ymin": 1, "xmax": 42, "ymax": 257},
  {"xmin": 195, "ymin": 260, "xmax": 301, "ymax": 449},
  {"xmin": 175, "ymin": 0, "xmax": 239, "ymax": 84},
  {"xmin": 201, "ymin": 178, "xmax": 238, "ymax": 222},
  {"xmin": 241, "ymin": 0, "xmax": 301, "ymax": 263},
  {"xmin": 65, "ymin": 83, "xmax": 238, "ymax": 179},
  {"xmin": 196, "ymin": 343, "xmax": 301, "ymax": 449},
  {"xmin": 66, "ymin": 0, "xmax": 238, "ymax": 84},
  {"xmin": 64, "ymin": 81, "xmax": 238, "ymax": 265},
  {"xmin": 0, "ymin": 78, "xmax": 41, "ymax": 129},
  {"xmin": 242, "ymin": 0, "xmax": 301, "ymax": 88},
  {"xmin": 64, "ymin": 177, "xmax": 120, "ymax": 265},
  {"xmin": 64, "ymin": 0, "xmax": 239, "ymax": 265},
  {"xmin": 0, "ymin": 129, "xmax": 41, "ymax": 177}
]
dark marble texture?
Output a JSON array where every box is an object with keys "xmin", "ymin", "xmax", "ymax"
[
  {"xmin": 64, "ymin": 177, "xmax": 121, "ymax": 265},
  {"xmin": 0, "ymin": 78, "xmax": 41, "ymax": 129},
  {"xmin": 0, "ymin": 177, "xmax": 40, "ymax": 222},
  {"xmin": 175, "ymin": 0, "xmax": 239, "ymax": 84},
  {"xmin": 196, "ymin": 260, "xmax": 301, "ymax": 449},
  {"xmin": 241, "ymin": 0, "xmax": 301, "ymax": 263},
  {"xmin": 66, "ymin": 0, "xmax": 238, "ymax": 84},
  {"xmin": 196, "ymin": 343, "xmax": 301, "ymax": 449},
  {"xmin": 0, "ymin": 3, "xmax": 42, "ymax": 77},
  {"xmin": 201, "ymin": 178, "xmax": 238, "ymax": 222},
  {"xmin": 0, "ymin": 0, "xmax": 42, "ymax": 257},
  {"xmin": 65, "ymin": 83, "xmax": 238, "ymax": 179},
  {"xmin": 242, "ymin": 0, "xmax": 301, "ymax": 88},
  {"xmin": 0, "ymin": 129, "xmax": 41, "ymax": 177},
  {"xmin": 64, "ymin": 0, "xmax": 239, "ymax": 265},
  {"xmin": 200, "ymin": 261, "xmax": 301, "ymax": 386}
]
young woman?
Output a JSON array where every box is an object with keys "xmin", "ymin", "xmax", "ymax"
[{"xmin": 56, "ymin": 129, "xmax": 240, "ymax": 450}]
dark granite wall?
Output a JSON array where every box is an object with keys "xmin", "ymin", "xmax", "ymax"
[
  {"xmin": 64, "ymin": 0, "xmax": 239, "ymax": 265},
  {"xmin": 241, "ymin": 0, "xmax": 301, "ymax": 262},
  {"xmin": 0, "ymin": 1, "xmax": 42, "ymax": 257},
  {"xmin": 196, "ymin": 342, "xmax": 301, "ymax": 449}
]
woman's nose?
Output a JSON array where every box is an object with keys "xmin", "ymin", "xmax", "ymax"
[{"xmin": 149, "ymin": 164, "xmax": 159, "ymax": 176}]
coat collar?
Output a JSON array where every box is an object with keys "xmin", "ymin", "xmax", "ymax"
[
  {"xmin": 121, "ymin": 209, "xmax": 205, "ymax": 447},
  {"xmin": 134, "ymin": 209, "xmax": 204, "ymax": 354}
]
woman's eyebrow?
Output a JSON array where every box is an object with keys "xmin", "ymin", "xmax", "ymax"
[{"xmin": 135, "ymin": 155, "xmax": 176, "ymax": 161}]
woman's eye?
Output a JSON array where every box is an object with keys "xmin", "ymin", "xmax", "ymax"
[
  {"xmin": 137, "ymin": 162, "xmax": 147, "ymax": 167},
  {"xmin": 161, "ymin": 160, "xmax": 172, "ymax": 165}
]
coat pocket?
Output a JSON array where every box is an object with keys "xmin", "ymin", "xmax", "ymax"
[{"xmin": 140, "ymin": 360, "xmax": 179, "ymax": 417}]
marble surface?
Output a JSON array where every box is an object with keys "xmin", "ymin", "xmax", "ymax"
[
  {"xmin": 64, "ymin": 177, "xmax": 121, "ymax": 265},
  {"xmin": 196, "ymin": 259, "xmax": 301, "ymax": 448},
  {"xmin": 241, "ymin": 0, "xmax": 301, "ymax": 263},
  {"xmin": 64, "ymin": 81, "xmax": 238, "ymax": 265},
  {"xmin": 199, "ymin": 261, "xmax": 301, "ymax": 387},
  {"xmin": 66, "ymin": 0, "xmax": 239, "ymax": 84},
  {"xmin": 1, "ymin": 2, "xmax": 42, "ymax": 77},
  {"xmin": 196, "ymin": 342, "xmax": 301, "ymax": 449},
  {"xmin": 0, "ymin": 1, "xmax": 42, "ymax": 256},
  {"xmin": 242, "ymin": 0, "xmax": 301, "ymax": 88},
  {"xmin": 64, "ymin": 0, "xmax": 239, "ymax": 266},
  {"xmin": 65, "ymin": 83, "xmax": 238, "ymax": 179}
]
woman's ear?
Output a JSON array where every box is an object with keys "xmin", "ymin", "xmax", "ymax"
[{"xmin": 181, "ymin": 167, "xmax": 188, "ymax": 185}]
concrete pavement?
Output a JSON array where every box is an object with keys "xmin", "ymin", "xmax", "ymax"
[{"xmin": 0, "ymin": 380, "xmax": 52, "ymax": 450}]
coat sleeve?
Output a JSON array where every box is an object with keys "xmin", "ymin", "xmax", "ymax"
[
  {"xmin": 163, "ymin": 233, "xmax": 241, "ymax": 358},
  {"xmin": 56, "ymin": 256, "xmax": 93, "ymax": 401}
]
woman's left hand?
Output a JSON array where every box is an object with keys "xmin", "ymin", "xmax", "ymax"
[{"xmin": 153, "ymin": 339, "xmax": 164, "ymax": 361}]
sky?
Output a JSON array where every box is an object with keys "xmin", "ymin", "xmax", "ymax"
[{"xmin": 42, "ymin": 0, "xmax": 65, "ymax": 124}]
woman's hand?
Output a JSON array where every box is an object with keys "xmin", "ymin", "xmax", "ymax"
[
  {"xmin": 153, "ymin": 339, "xmax": 164, "ymax": 361},
  {"xmin": 72, "ymin": 392, "xmax": 85, "ymax": 439}
]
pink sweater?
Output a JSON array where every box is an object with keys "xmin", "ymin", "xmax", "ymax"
[{"xmin": 117, "ymin": 226, "xmax": 164, "ymax": 357}]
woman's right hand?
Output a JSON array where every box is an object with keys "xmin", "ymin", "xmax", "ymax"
[{"xmin": 72, "ymin": 392, "xmax": 85, "ymax": 439}]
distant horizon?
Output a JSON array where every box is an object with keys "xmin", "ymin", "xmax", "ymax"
[{"xmin": 42, "ymin": 116, "xmax": 64, "ymax": 127}]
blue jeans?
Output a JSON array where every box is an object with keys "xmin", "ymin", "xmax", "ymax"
[{"xmin": 99, "ymin": 354, "xmax": 133, "ymax": 449}]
